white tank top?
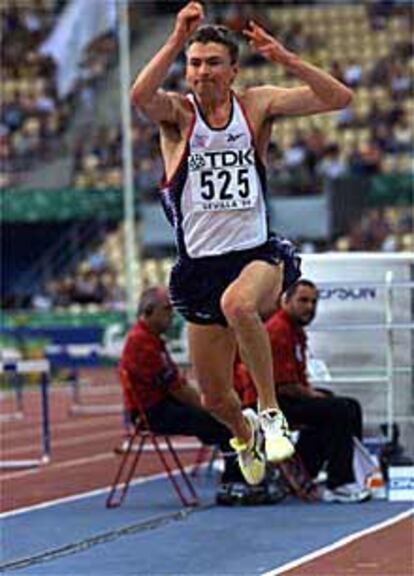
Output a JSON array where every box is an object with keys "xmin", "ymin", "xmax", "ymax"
[{"xmin": 160, "ymin": 92, "xmax": 269, "ymax": 259}]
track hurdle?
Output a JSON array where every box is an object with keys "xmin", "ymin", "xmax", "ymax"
[
  {"xmin": 0, "ymin": 364, "xmax": 24, "ymax": 423},
  {"xmin": 0, "ymin": 359, "xmax": 51, "ymax": 469},
  {"xmin": 68, "ymin": 373, "xmax": 123, "ymax": 416},
  {"xmin": 46, "ymin": 347, "xmax": 123, "ymax": 416}
]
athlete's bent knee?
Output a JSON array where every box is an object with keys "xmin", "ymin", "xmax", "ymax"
[{"xmin": 221, "ymin": 291, "xmax": 255, "ymax": 326}]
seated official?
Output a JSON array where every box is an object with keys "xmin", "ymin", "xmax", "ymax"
[
  {"xmin": 119, "ymin": 286, "xmax": 241, "ymax": 486},
  {"xmin": 235, "ymin": 279, "xmax": 371, "ymax": 504}
]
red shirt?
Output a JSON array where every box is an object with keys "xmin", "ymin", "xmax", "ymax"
[
  {"xmin": 233, "ymin": 360, "xmax": 257, "ymax": 408},
  {"xmin": 119, "ymin": 319, "xmax": 184, "ymax": 411},
  {"xmin": 233, "ymin": 309, "xmax": 309, "ymax": 407},
  {"xmin": 266, "ymin": 308, "xmax": 309, "ymax": 389}
]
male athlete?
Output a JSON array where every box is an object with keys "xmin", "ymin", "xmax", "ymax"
[{"xmin": 130, "ymin": 2, "xmax": 353, "ymax": 485}]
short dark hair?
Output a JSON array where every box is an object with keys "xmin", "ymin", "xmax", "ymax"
[
  {"xmin": 187, "ymin": 25, "xmax": 239, "ymax": 64},
  {"xmin": 137, "ymin": 286, "xmax": 164, "ymax": 317},
  {"xmin": 284, "ymin": 279, "xmax": 317, "ymax": 301}
]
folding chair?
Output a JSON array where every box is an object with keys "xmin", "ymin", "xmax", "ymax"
[
  {"xmin": 106, "ymin": 369, "xmax": 199, "ymax": 509},
  {"xmin": 278, "ymin": 453, "xmax": 319, "ymax": 502},
  {"xmin": 277, "ymin": 426, "xmax": 319, "ymax": 502}
]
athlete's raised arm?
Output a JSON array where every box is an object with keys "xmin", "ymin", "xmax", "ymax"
[
  {"xmin": 130, "ymin": 1, "xmax": 204, "ymax": 125},
  {"xmin": 243, "ymin": 21, "xmax": 353, "ymax": 118}
]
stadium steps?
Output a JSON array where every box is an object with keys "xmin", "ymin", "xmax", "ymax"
[
  {"xmin": 17, "ymin": 14, "xmax": 174, "ymax": 191},
  {"xmin": 94, "ymin": 15, "xmax": 175, "ymax": 128}
]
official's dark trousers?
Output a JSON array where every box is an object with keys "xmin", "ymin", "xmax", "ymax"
[
  {"xmin": 136, "ymin": 398, "xmax": 242, "ymax": 482},
  {"xmin": 279, "ymin": 394, "xmax": 363, "ymax": 489}
]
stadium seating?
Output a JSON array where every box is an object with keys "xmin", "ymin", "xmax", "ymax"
[
  {"xmin": 0, "ymin": 1, "xmax": 118, "ymax": 187},
  {"xmin": 2, "ymin": 2, "xmax": 412, "ymax": 308}
]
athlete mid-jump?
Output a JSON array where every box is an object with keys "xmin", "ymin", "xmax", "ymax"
[{"xmin": 130, "ymin": 2, "xmax": 353, "ymax": 485}]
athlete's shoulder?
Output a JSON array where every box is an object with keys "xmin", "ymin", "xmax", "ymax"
[{"xmin": 166, "ymin": 91, "xmax": 195, "ymax": 119}]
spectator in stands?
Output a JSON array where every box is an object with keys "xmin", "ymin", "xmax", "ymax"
[
  {"xmin": 235, "ymin": 279, "xmax": 371, "ymax": 503},
  {"xmin": 316, "ymin": 143, "xmax": 346, "ymax": 180},
  {"xmin": 343, "ymin": 59, "xmax": 363, "ymax": 88},
  {"xmin": 71, "ymin": 266, "xmax": 106, "ymax": 305},
  {"xmin": 388, "ymin": 61, "xmax": 411, "ymax": 99},
  {"xmin": 119, "ymin": 286, "xmax": 242, "ymax": 489},
  {"xmin": 283, "ymin": 134, "xmax": 307, "ymax": 173},
  {"xmin": 349, "ymin": 140, "xmax": 382, "ymax": 176},
  {"xmin": 364, "ymin": 207, "xmax": 392, "ymax": 250},
  {"xmin": 329, "ymin": 60, "xmax": 345, "ymax": 85},
  {"xmin": 304, "ymin": 127, "xmax": 326, "ymax": 176},
  {"xmin": 0, "ymin": 1, "xmax": 119, "ymax": 186},
  {"xmin": 336, "ymin": 102, "xmax": 357, "ymax": 129},
  {"xmin": 393, "ymin": 115, "xmax": 412, "ymax": 153}
]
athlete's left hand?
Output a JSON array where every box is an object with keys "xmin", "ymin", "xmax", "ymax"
[{"xmin": 243, "ymin": 21, "xmax": 298, "ymax": 67}]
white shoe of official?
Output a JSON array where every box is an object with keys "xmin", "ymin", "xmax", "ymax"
[
  {"xmin": 322, "ymin": 482, "xmax": 372, "ymax": 504},
  {"xmin": 259, "ymin": 409, "xmax": 295, "ymax": 463},
  {"xmin": 230, "ymin": 408, "xmax": 266, "ymax": 486}
]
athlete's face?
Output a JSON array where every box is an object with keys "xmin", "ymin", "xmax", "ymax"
[
  {"xmin": 186, "ymin": 42, "xmax": 238, "ymax": 99},
  {"xmin": 284, "ymin": 285, "xmax": 318, "ymax": 326}
]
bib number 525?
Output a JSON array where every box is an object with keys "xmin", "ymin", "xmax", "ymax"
[{"xmin": 200, "ymin": 168, "xmax": 250, "ymax": 201}]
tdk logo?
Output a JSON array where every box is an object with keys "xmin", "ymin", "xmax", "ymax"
[
  {"xmin": 319, "ymin": 288, "xmax": 377, "ymax": 301},
  {"xmin": 189, "ymin": 148, "xmax": 254, "ymax": 171}
]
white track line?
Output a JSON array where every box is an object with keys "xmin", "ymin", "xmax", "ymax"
[
  {"xmin": 3, "ymin": 415, "xmax": 122, "ymax": 441},
  {"xmin": 1, "ymin": 432, "xmax": 201, "ymax": 457},
  {"xmin": 261, "ymin": 508, "xmax": 414, "ymax": 576},
  {"xmin": 1, "ymin": 440, "xmax": 202, "ymax": 480},
  {"xmin": 0, "ymin": 463, "xmax": 203, "ymax": 519},
  {"xmin": 1, "ymin": 452, "xmax": 113, "ymax": 481},
  {"xmin": 1, "ymin": 430, "xmax": 118, "ymax": 456}
]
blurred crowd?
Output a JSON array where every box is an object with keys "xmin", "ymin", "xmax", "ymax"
[
  {"xmin": 71, "ymin": 114, "xmax": 163, "ymax": 194},
  {"xmin": 0, "ymin": 0, "xmax": 118, "ymax": 187},
  {"xmin": 1, "ymin": 1, "xmax": 412, "ymax": 311},
  {"xmin": 9, "ymin": 200, "xmax": 409, "ymax": 312},
  {"xmin": 326, "ymin": 205, "xmax": 412, "ymax": 253},
  {"xmin": 1, "ymin": 1, "xmax": 66, "ymax": 186},
  {"xmin": 70, "ymin": 2, "xmax": 412, "ymax": 194},
  {"xmin": 29, "ymin": 250, "xmax": 125, "ymax": 311},
  {"xmin": 2, "ymin": 0, "xmax": 411, "ymax": 193}
]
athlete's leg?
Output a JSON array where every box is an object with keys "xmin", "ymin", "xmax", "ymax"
[
  {"xmin": 220, "ymin": 260, "xmax": 283, "ymax": 411},
  {"xmin": 187, "ymin": 322, "xmax": 249, "ymax": 440},
  {"xmin": 188, "ymin": 322, "xmax": 266, "ymax": 485},
  {"xmin": 221, "ymin": 260, "xmax": 294, "ymax": 462}
]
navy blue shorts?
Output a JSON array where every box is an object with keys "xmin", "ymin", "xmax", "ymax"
[{"xmin": 169, "ymin": 234, "xmax": 301, "ymax": 326}]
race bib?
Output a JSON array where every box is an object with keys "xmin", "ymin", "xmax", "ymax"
[{"xmin": 188, "ymin": 147, "xmax": 259, "ymax": 212}]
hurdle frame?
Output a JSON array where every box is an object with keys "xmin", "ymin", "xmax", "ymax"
[
  {"xmin": 0, "ymin": 359, "xmax": 51, "ymax": 469},
  {"xmin": 44, "ymin": 350, "xmax": 122, "ymax": 416},
  {"xmin": 0, "ymin": 367, "xmax": 24, "ymax": 423}
]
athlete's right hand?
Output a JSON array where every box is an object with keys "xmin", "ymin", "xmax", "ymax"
[{"xmin": 173, "ymin": 1, "xmax": 204, "ymax": 43}]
